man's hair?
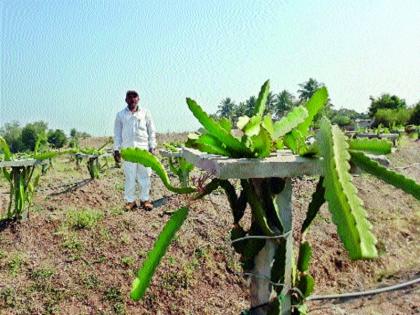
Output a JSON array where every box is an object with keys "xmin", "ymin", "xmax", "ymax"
[{"xmin": 126, "ymin": 90, "xmax": 139, "ymax": 98}]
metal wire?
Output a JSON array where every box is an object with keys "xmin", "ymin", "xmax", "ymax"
[
  {"xmin": 231, "ymin": 231, "xmax": 291, "ymax": 244},
  {"xmin": 233, "ymin": 271, "xmax": 286, "ymax": 289}
]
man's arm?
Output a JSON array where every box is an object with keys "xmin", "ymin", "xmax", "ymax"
[
  {"xmin": 146, "ymin": 109, "xmax": 157, "ymax": 153},
  {"xmin": 113, "ymin": 113, "xmax": 123, "ymax": 162}
]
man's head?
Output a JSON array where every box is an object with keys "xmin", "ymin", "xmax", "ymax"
[{"xmin": 125, "ymin": 90, "xmax": 139, "ymax": 111}]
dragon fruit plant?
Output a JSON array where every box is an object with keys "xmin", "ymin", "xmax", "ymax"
[{"xmin": 121, "ymin": 81, "xmax": 420, "ymax": 314}]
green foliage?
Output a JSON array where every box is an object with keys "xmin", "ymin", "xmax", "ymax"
[
  {"xmin": 211, "ymin": 78, "xmax": 364, "ymax": 127},
  {"xmin": 104, "ymin": 286, "xmax": 126, "ymax": 315},
  {"xmin": 121, "ymin": 147, "xmax": 195, "ymax": 194},
  {"xmin": 66, "ymin": 208, "xmax": 103, "ymax": 229},
  {"xmin": 186, "ymin": 98, "xmax": 252, "ymax": 157},
  {"xmin": 272, "ymin": 106, "xmax": 308, "ymax": 139},
  {"xmin": 70, "ymin": 128, "xmax": 77, "ymax": 138},
  {"xmin": 240, "ymin": 179, "xmax": 279, "ymax": 236},
  {"xmin": 250, "ymin": 127, "xmax": 272, "ymax": 158},
  {"xmin": 0, "ymin": 121, "xmax": 75, "ymax": 154},
  {"xmin": 87, "ymin": 158, "xmax": 100, "ymax": 179},
  {"xmin": 164, "ymin": 143, "xmax": 195, "ymax": 188},
  {"xmin": 350, "ymin": 151, "xmax": 420, "ymax": 200},
  {"xmin": 348, "ymin": 138, "xmax": 392, "ymax": 155},
  {"xmin": 217, "ymin": 98, "xmax": 236, "ymax": 119},
  {"xmin": 71, "ymin": 138, "xmax": 113, "ymax": 179},
  {"xmin": 408, "ymin": 101, "xmax": 420, "ymax": 125},
  {"xmin": 297, "ymin": 78, "xmax": 324, "ymax": 101},
  {"xmin": 186, "ymin": 133, "xmax": 230, "ymax": 156},
  {"xmin": 123, "ymin": 80, "xmax": 420, "ymax": 314},
  {"xmin": 69, "ymin": 128, "xmax": 90, "ymax": 139},
  {"xmin": 297, "ymin": 242, "xmax": 312, "ymax": 273},
  {"xmin": 297, "ymin": 274, "xmax": 315, "ymax": 298},
  {"xmin": 0, "ymin": 136, "xmax": 12, "ymax": 160},
  {"xmin": 0, "ymin": 122, "xmax": 24, "ymax": 153},
  {"xmin": 47, "ymin": 129, "xmax": 67, "ymax": 148},
  {"xmin": 21, "ymin": 121, "xmax": 48, "ymax": 152},
  {"xmin": 273, "ymin": 90, "xmax": 296, "ymax": 119},
  {"xmin": 0, "ymin": 136, "xmax": 69, "ymax": 220},
  {"xmin": 1, "ymin": 166, "xmax": 42, "ymax": 220},
  {"xmin": 317, "ymin": 118, "xmax": 377, "ymax": 259},
  {"xmin": 254, "ymin": 80, "xmax": 270, "ymax": 117},
  {"xmin": 243, "ymin": 115, "xmax": 263, "ymax": 137},
  {"xmin": 331, "ymin": 114, "xmax": 352, "ymax": 127},
  {"xmin": 374, "ymin": 108, "xmax": 412, "ymax": 127},
  {"xmin": 296, "ymin": 87, "xmax": 329, "ymax": 137},
  {"xmin": 301, "ymin": 177, "xmax": 325, "ymax": 233},
  {"xmin": 8, "ymin": 253, "xmax": 26, "ymax": 276},
  {"xmin": 219, "ymin": 180, "xmax": 247, "ymax": 224},
  {"xmin": 369, "ymin": 94, "xmax": 407, "ymax": 117},
  {"xmin": 131, "ymin": 207, "xmax": 189, "ymax": 301}
]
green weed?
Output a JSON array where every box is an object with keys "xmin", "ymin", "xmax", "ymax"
[{"xmin": 66, "ymin": 208, "xmax": 103, "ymax": 229}]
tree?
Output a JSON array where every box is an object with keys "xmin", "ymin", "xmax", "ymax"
[
  {"xmin": 331, "ymin": 114, "xmax": 352, "ymax": 127},
  {"xmin": 297, "ymin": 78, "xmax": 324, "ymax": 101},
  {"xmin": 374, "ymin": 108, "xmax": 413, "ymax": 127},
  {"xmin": 47, "ymin": 129, "xmax": 67, "ymax": 148},
  {"xmin": 216, "ymin": 98, "xmax": 236, "ymax": 119},
  {"xmin": 273, "ymin": 90, "xmax": 296, "ymax": 118},
  {"xmin": 0, "ymin": 121, "xmax": 24, "ymax": 153},
  {"xmin": 21, "ymin": 121, "xmax": 48, "ymax": 151},
  {"xmin": 408, "ymin": 101, "xmax": 420, "ymax": 125},
  {"xmin": 244, "ymin": 96, "xmax": 257, "ymax": 117},
  {"xmin": 368, "ymin": 94, "xmax": 406, "ymax": 117},
  {"xmin": 264, "ymin": 91, "xmax": 277, "ymax": 116},
  {"xmin": 69, "ymin": 128, "xmax": 91, "ymax": 139},
  {"xmin": 334, "ymin": 108, "xmax": 367, "ymax": 120},
  {"xmin": 328, "ymin": 108, "xmax": 367, "ymax": 128}
]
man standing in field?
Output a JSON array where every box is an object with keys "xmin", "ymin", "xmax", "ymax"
[{"xmin": 113, "ymin": 90, "xmax": 157, "ymax": 211}]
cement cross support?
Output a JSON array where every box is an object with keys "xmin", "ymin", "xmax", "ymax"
[
  {"xmin": 181, "ymin": 148, "xmax": 322, "ymax": 179},
  {"xmin": 179, "ymin": 147, "xmax": 323, "ymax": 315},
  {"xmin": 0, "ymin": 159, "xmax": 47, "ymax": 220},
  {"xmin": 249, "ymin": 178, "xmax": 294, "ymax": 315},
  {"xmin": 74, "ymin": 153, "xmax": 112, "ymax": 159},
  {"xmin": 159, "ymin": 149, "xmax": 182, "ymax": 158},
  {"xmin": 73, "ymin": 153, "xmax": 113, "ymax": 177},
  {"xmin": 0, "ymin": 159, "xmax": 47, "ymax": 168}
]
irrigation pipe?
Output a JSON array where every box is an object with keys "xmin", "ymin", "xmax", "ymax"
[
  {"xmin": 241, "ymin": 276, "xmax": 420, "ymax": 313},
  {"xmin": 307, "ymin": 276, "xmax": 420, "ymax": 301}
]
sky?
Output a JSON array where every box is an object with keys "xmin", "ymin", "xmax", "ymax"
[{"xmin": 1, "ymin": 0, "xmax": 419, "ymax": 136}]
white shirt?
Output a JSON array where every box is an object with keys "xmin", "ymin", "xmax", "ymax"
[{"xmin": 114, "ymin": 107, "xmax": 157, "ymax": 151}]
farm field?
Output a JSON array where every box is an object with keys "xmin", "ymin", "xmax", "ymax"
[{"xmin": 0, "ymin": 134, "xmax": 419, "ymax": 315}]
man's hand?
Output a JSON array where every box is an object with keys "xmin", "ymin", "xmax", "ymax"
[
  {"xmin": 149, "ymin": 148, "xmax": 157, "ymax": 155},
  {"xmin": 114, "ymin": 150, "xmax": 122, "ymax": 163}
]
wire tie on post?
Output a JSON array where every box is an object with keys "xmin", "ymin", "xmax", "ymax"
[{"xmin": 231, "ymin": 231, "xmax": 291, "ymax": 244}]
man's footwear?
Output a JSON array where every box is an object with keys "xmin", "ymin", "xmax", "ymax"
[
  {"xmin": 141, "ymin": 200, "xmax": 153, "ymax": 211},
  {"xmin": 124, "ymin": 201, "xmax": 137, "ymax": 211}
]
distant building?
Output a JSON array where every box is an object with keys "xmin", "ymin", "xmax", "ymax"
[{"xmin": 355, "ymin": 119, "xmax": 373, "ymax": 130}]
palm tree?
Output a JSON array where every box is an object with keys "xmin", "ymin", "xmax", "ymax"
[
  {"xmin": 298, "ymin": 78, "xmax": 324, "ymax": 101},
  {"xmin": 273, "ymin": 90, "xmax": 296, "ymax": 119},
  {"xmin": 244, "ymin": 96, "xmax": 257, "ymax": 117},
  {"xmin": 264, "ymin": 91, "xmax": 277, "ymax": 116},
  {"xmin": 216, "ymin": 97, "xmax": 236, "ymax": 119}
]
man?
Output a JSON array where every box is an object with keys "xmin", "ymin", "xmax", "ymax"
[{"xmin": 113, "ymin": 90, "xmax": 157, "ymax": 211}]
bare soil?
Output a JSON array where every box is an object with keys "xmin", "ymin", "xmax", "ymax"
[{"xmin": 0, "ymin": 136, "xmax": 419, "ymax": 315}]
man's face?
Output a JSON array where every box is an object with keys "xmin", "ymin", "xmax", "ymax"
[{"xmin": 126, "ymin": 95, "xmax": 139, "ymax": 111}]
